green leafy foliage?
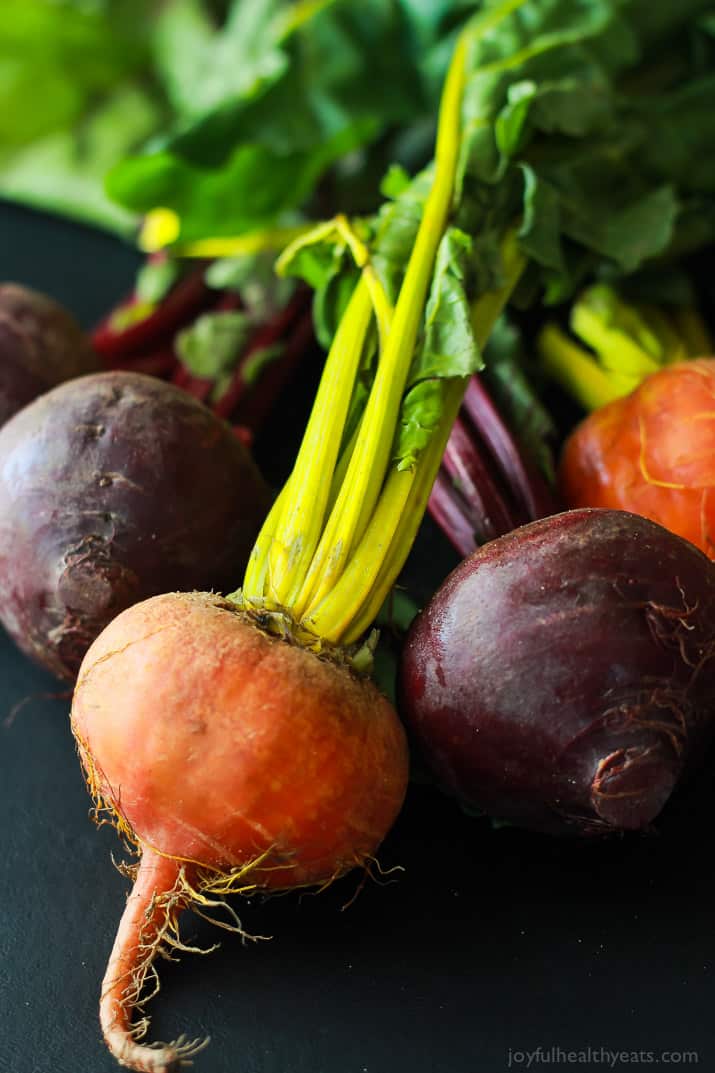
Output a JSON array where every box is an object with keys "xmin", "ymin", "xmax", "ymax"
[
  {"xmin": 4, "ymin": 0, "xmax": 715, "ymax": 481},
  {"xmin": 371, "ymin": 170, "xmax": 435, "ymax": 302},
  {"xmin": 281, "ymin": 0, "xmax": 715, "ymax": 473},
  {"xmin": 135, "ymin": 257, "xmax": 182, "ymax": 305},
  {"xmin": 0, "ymin": 0, "xmax": 162, "ymax": 232},
  {"xmin": 277, "ymin": 221, "xmax": 363, "ymax": 347},
  {"xmin": 0, "ymin": 86, "xmax": 160, "ymax": 235},
  {"xmin": 151, "ymin": 0, "xmax": 288, "ymax": 121},
  {"xmin": 637, "ymin": 75, "xmax": 715, "ymax": 195},
  {"xmin": 176, "ymin": 310, "xmax": 254, "ymax": 378},
  {"xmin": 104, "ymin": 0, "xmax": 462, "ymax": 240},
  {"xmin": 6, "ymin": 0, "xmax": 715, "ymax": 258},
  {"xmin": 412, "ymin": 228, "xmax": 480, "ymax": 382},
  {"xmin": 241, "ymin": 343, "xmax": 285, "ymax": 386},
  {"xmin": 175, "ymin": 304, "xmax": 287, "ymax": 401},
  {"xmin": 106, "ymin": 122, "xmax": 378, "ymax": 241},
  {"xmin": 206, "ymin": 249, "xmax": 297, "ymax": 320},
  {"xmin": 395, "ymin": 227, "xmax": 482, "ymax": 468},
  {"xmin": 446, "ymin": 0, "xmax": 715, "ymax": 303},
  {"xmin": 0, "ymin": 0, "xmax": 151, "ymax": 148}
]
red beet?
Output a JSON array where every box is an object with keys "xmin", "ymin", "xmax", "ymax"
[
  {"xmin": 399, "ymin": 509, "xmax": 715, "ymax": 836},
  {"xmin": 0, "ymin": 371, "xmax": 271, "ymax": 680},
  {"xmin": 0, "ymin": 283, "xmax": 97, "ymax": 427}
]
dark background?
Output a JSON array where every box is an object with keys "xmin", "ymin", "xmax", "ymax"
[{"xmin": 1, "ymin": 202, "xmax": 714, "ymax": 1073}]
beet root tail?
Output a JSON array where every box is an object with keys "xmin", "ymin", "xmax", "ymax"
[{"xmin": 99, "ymin": 849, "xmax": 204, "ymax": 1073}]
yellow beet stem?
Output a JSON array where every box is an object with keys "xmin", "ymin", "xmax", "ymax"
[
  {"xmin": 310, "ymin": 235, "xmax": 524, "ymax": 643},
  {"xmin": 290, "ymin": 30, "xmax": 469, "ymax": 620},
  {"xmin": 241, "ymin": 311, "xmax": 368, "ymax": 612},
  {"xmin": 304, "ymin": 466, "xmax": 416, "ymax": 640},
  {"xmin": 574, "ymin": 285, "xmax": 665, "ymax": 359},
  {"xmin": 290, "ymin": 347, "xmax": 393, "ymax": 619},
  {"xmin": 339, "ymin": 381, "xmax": 466, "ymax": 645},
  {"xmin": 242, "ymin": 482, "xmax": 290, "ymax": 601},
  {"xmin": 274, "ymin": 215, "xmax": 392, "ymax": 346},
  {"xmin": 265, "ymin": 276, "xmax": 372, "ymax": 605},
  {"xmin": 538, "ymin": 322, "xmax": 631, "ymax": 411},
  {"xmin": 261, "ymin": 211, "xmax": 393, "ymax": 608},
  {"xmin": 138, "ymin": 208, "xmax": 180, "ymax": 253},
  {"xmin": 242, "ymin": 4, "xmax": 527, "ymax": 644},
  {"xmin": 571, "ymin": 299, "xmax": 661, "ymax": 379},
  {"xmin": 636, "ymin": 304, "xmax": 688, "ymax": 365},
  {"xmin": 174, "ymin": 224, "xmax": 313, "ymax": 259},
  {"xmin": 327, "ymin": 214, "xmax": 393, "ymax": 348},
  {"xmin": 542, "ymin": 284, "xmax": 711, "ymax": 414}
]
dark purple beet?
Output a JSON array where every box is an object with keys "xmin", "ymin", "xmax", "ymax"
[
  {"xmin": 0, "ymin": 371, "xmax": 271, "ymax": 680},
  {"xmin": 399, "ymin": 509, "xmax": 715, "ymax": 836},
  {"xmin": 0, "ymin": 283, "xmax": 97, "ymax": 427}
]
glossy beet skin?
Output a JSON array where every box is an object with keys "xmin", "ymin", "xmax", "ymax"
[
  {"xmin": 399, "ymin": 509, "xmax": 715, "ymax": 836},
  {"xmin": 0, "ymin": 283, "xmax": 97, "ymax": 427},
  {"xmin": 0, "ymin": 371, "xmax": 271, "ymax": 680},
  {"xmin": 559, "ymin": 360, "xmax": 715, "ymax": 558}
]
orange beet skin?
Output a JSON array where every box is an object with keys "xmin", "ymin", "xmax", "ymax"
[
  {"xmin": 72, "ymin": 591, "xmax": 408, "ymax": 888},
  {"xmin": 559, "ymin": 359, "xmax": 715, "ymax": 558},
  {"xmin": 71, "ymin": 591, "xmax": 408, "ymax": 1073}
]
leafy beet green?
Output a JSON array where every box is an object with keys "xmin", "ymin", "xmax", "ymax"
[
  {"xmin": 104, "ymin": 0, "xmax": 462, "ymax": 241},
  {"xmin": 175, "ymin": 310, "xmax": 256, "ymax": 384},
  {"xmin": 0, "ymin": 0, "xmax": 151, "ymax": 147},
  {"xmin": 6, "ymin": 0, "xmax": 715, "ymax": 263},
  {"xmin": 0, "ymin": 1, "xmax": 163, "ymax": 234},
  {"xmin": 275, "ymin": 0, "xmax": 715, "ymax": 479}
]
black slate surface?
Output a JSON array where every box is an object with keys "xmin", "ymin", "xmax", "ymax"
[{"xmin": 2, "ymin": 202, "xmax": 715, "ymax": 1073}]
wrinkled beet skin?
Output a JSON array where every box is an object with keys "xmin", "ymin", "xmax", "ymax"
[
  {"xmin": 0, "ymin": 283, "xmax": 97, "ymax": 427},
  {"xmin": 0, "ymin": 371, "xmax": 271, "ymax": 680},
  {"xmin": 399, "ymin": 509, "xmax": 715, "ymax": 836}
]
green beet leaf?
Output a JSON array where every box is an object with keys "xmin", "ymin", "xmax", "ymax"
[{"xmin": 176, "ymin": 311, "xmax": 255, "ymax": 379}]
